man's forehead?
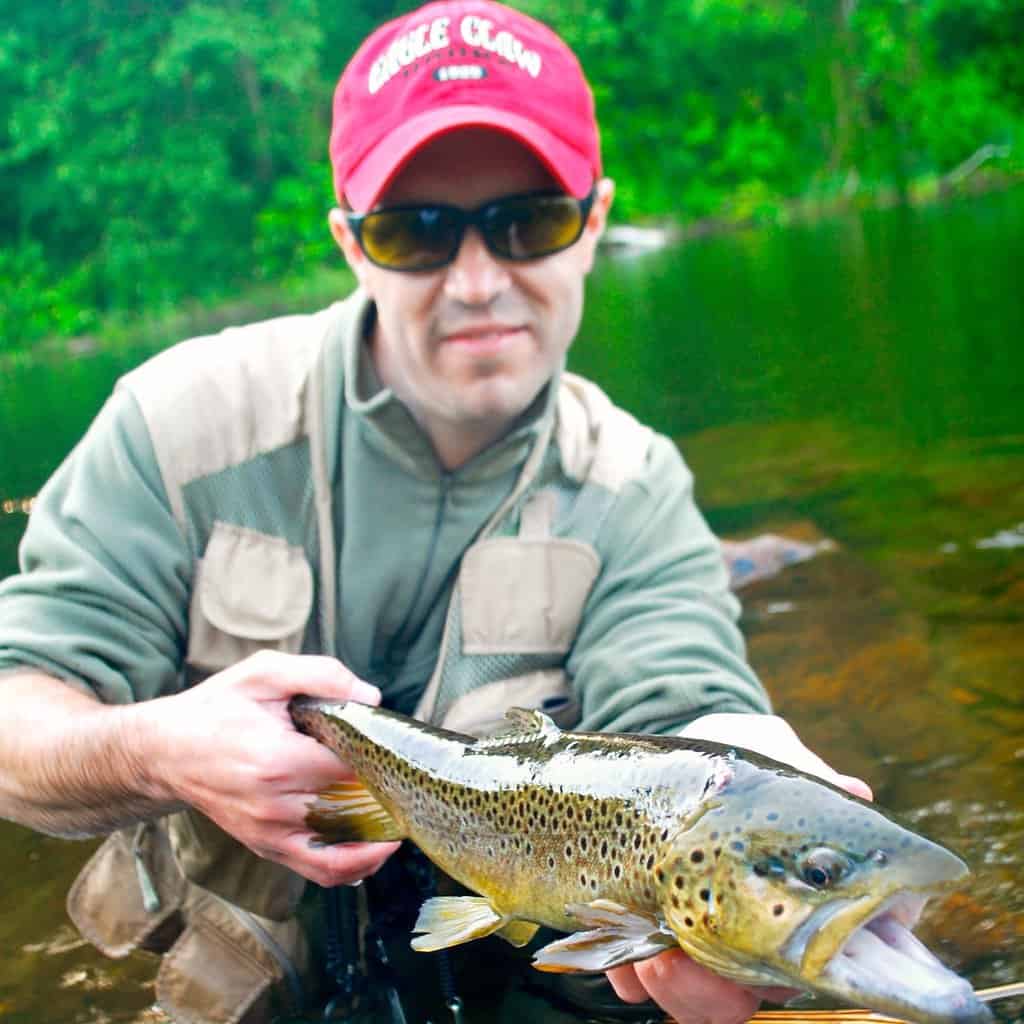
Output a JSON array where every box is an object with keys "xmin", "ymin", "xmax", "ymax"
[{"xmin": 374, "ymin": 127, "xmax": 559, "ymax": 207}]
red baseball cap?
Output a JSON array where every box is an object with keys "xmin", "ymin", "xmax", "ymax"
[{"xmin": 330, "ymin": 0, "xmax": 601, "ymax": 210}]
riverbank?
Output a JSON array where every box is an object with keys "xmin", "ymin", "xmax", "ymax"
[
  {"xmin": 653, "ymin": 167, "xmax": 1024, "ymax": 244},
  {"xmin": 0, "ymin": 266, "xmax": 357, "ymax": 372},
  {"xmin": 4, "ymin": 174, "xmax": 1021, "ymax": 368}
]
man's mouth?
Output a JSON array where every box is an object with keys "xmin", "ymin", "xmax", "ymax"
[{"xmin": 441, "ymin": 323, "xmax": 526, "ymax": 347}]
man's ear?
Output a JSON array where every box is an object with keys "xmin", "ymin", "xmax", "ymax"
[
  {"xmin": 579, "ymin": 177, "xmax": 615, "ymax": 274},
  {"xmin": 328, "ymin": 208, "xmax": 372, "ymax": 290}
]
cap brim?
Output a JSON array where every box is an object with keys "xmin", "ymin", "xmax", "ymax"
[{"xmin": 343, "ymin": 105, "xmax": 595, "ymax": 210}]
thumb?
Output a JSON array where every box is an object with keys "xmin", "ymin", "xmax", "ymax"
[
  {"xmin": 239, "ymin": 651, "xmax": 382, "ymax": 706},
  {"xmin": 836, "ymin": 774, "xmax": 873, "ymax": 802}
]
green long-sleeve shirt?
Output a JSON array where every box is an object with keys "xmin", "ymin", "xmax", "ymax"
[{"xmin": 0, "ymin": 290, "xmax": 769, "ymax": 735}]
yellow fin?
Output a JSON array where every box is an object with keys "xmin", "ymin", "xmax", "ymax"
[
  {"xmin": 305, "ymin": 780, "xmax": 406, "ymax": 844},
  {"xmin": 497, "ymin": 920, "xmax": 540, "ymax": 948},
  {"xmin": 411, "ymin": 896, "xmax": 507, "ymax": 952}
]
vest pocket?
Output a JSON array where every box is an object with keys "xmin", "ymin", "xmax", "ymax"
[
  {"xmin": 67, "ymin": 822, "xmax": 310, "ymax": 1024},
  {"xmin": 187, "ymin": 522, "xmax": 313, "ymax": 675},
  {"xmin": 459, "ymin": 537, "xmax": 600, "ymax": 655}
]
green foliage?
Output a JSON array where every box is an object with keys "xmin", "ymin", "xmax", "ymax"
[{"xmin": 1, "ymin": 0, "xmax": 1022, "ymax": 352}]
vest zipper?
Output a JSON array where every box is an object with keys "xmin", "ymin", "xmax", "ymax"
[{"xmin": 389, "ymin": 472, "xmax": 452, "ymax": 656}]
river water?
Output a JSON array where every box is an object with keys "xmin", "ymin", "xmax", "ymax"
[{"xmin": 1, "ymin": 189, "xmax": 1022, "ymax": 1023}]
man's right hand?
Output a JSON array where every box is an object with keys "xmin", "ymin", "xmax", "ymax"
[
  {"xmin": 0, "ymin": 653, "xmax": 399, "ymax": 888},
  {"xmin": 138, "ymin": 650, "xmax": 400, "ymax": 887}
]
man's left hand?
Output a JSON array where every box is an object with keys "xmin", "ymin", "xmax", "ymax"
[{"xmin": 605, "ymin": 712, "xmax": 871, "ymax": 1024}]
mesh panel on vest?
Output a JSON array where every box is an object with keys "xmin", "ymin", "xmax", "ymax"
[
  {"xmin": 429, "ymin": 586, "xmax": 560, "ymax": 721},
  {"xmin": 428, "ymin": 464, "xmax": 623, "ymax": 724}
]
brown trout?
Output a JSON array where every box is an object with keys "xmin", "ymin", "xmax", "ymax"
[{"xmin": 289, "ymin": 698, "xmax": 991, "ymax": 1024}]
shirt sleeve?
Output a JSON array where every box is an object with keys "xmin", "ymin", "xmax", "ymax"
[
  {"xmin": 0, "ymin": 388, "xmax": 192, "ymax": 703},
  {"xmin": 568, "ymin": 433, "xmax": 771, "ymax": 735}
]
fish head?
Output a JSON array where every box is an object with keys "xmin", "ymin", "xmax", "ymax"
[{"xmin": 655, "ymin": 765, "xmax": 991, "ymax": 1024}]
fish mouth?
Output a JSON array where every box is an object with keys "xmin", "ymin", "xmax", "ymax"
[{"xmin": 783, "ymin": 894, "xmax": 992, "ymax": 1024}]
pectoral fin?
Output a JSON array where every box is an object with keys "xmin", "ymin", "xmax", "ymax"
[
  {"xmin": 305, "ymin": 780, "xmax": 406, "ymax": 844},
  {"xmin": 412, "ymin": 896, "xmax": 512, "ymax": 952},
  {"xmin": 532, "ymin": 900, "xmax": 677, "ymax": 974}
]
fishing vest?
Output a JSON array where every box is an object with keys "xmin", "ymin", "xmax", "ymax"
[{"xmin": 66, "ymin": 294, "xmax": 656, "ymax": 1024}]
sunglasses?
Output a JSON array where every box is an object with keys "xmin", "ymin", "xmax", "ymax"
[{"xmin": 346, "ymin": 189, "xmax": 596, "ymax": 272}]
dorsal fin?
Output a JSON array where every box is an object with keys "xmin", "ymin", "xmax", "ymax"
[
  {"xmin": 505, "ymin": 707, "xmax": 561, "ymax": 735},
  {"xmin": 474, "ymin": 707, "xmax": 563, "ymax": 750}
]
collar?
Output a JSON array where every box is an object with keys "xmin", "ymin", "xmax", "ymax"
[{"xmin": 338, "ymin": 291, "xmax": 560, "ymax": 482}]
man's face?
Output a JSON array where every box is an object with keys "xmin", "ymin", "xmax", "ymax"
[{"xmin": 330, "ymin": 128, "xmax": 614, "ymax": 468}]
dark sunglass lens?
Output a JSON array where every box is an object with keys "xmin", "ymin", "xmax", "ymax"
[
  {"xmin": 484, "ymin": 195, "xmax": 585, "ymax": 260},
  {"xmin": 360, "ymin": 206, "xmax": 459, "ymax": 269}
]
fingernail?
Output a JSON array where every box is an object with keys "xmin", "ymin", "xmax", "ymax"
[{"xmin": 350, "ymin": 680, "xmax": 382, "ymax": 705}]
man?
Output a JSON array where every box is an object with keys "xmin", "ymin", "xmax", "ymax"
[{"xmin": 0, "ymin": 2, "xmax": 869, "ymax": 1022}]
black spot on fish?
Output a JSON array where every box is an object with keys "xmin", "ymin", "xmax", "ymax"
[
  {"xmin": 672, "ymin": 895, "xmax": 680, "ymax": 908},
  {"xmin": 684, "ymin": 916, "xmax": 694, "ymax": 928},
  {"xmin": 773, "ymin": 904, "xmax": 785, "ymax": 916},
  {"xmin": 674, "ymin": 876, "xmax": 684, "ymax": 889},
  {"xmin": 731, "ymin": 841, "xmax": 744, "ymax": 852},
  {"xmin": 699, "ymin": 888, "xmax": 710, "ymax": 902},
  {"xmin": 767, "ymin": 812, "xmax": 779, "ymax": 821},
  {"xmin": 691, "ymin": 850, "xmax": 704, "ymax": 864},
  {"xmin": 645, "ymin": 854, "xmax": 655, "ymax": 870}
]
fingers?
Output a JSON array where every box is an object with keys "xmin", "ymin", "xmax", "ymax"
[
  {"xmin": 274, "ymin": 834, "xmax": 401, "ymax": 888},
  {"xmin": 606, "ymin": 964, "xmax": 651, "ymax": 1004},
  {"xmin": 625, "ymin": 949, "xmax": 761, "ymax": 1024},
  {"xmin": 682, "ymin": 714, "xmax": 874, "ymax": 803},
  {"xmin": 229, "ymin": 650, "xmax": 382, "ymax": 706}
]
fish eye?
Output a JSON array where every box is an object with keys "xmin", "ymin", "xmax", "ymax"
[{"xmin": 798, "ymin": 848, "xmax": 848, "ymax": 889}]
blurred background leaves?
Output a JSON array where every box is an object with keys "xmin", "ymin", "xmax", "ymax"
[{"xmin": 0, "ymin": 0, "xmax": 1021, "ymax": 351}]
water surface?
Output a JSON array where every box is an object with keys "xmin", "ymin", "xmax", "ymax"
[{"xmin": 1, "ymin": 188, "xmax": 1022, "ymax": 1022}]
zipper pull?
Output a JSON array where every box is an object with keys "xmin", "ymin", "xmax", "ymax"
[{"xmin": 132, "ymin": 824, "xmax": 161, "ymax": 913}]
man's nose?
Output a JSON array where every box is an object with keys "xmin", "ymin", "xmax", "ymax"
[{"xmin": 443, "ymin": 228, "xmax": 511, "ymax": 305}]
